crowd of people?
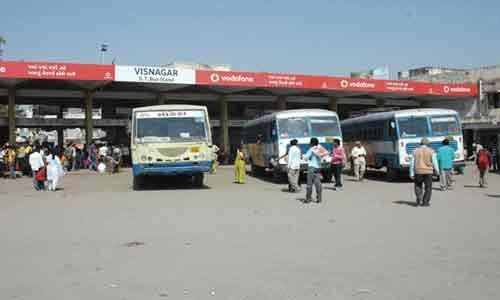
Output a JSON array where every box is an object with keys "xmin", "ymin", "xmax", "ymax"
[
  {"xmin": 0, "ymin": 141, "xmax": 128, "ymax": 190},
  {"xmin": 248, "ymin": 137, "xmax": 499, "ymax": 207}
]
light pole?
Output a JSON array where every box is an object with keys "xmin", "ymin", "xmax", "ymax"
[{"xmin": 99, "ymin": 43, "xmax": 108, "ymax": 64}]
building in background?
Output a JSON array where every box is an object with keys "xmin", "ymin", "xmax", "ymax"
[{"xmin": 351, "ymin": 66, "xmax": 390, "ymax": 80}]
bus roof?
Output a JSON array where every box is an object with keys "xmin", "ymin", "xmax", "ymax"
[
  {"xmin": 245, "ymin": 109, "xmax": 339, "ymax": 127},
  {"xmin": 132, "ymin": 104, "xmax": 208, "ymax": 113},
  {"xmin": 341, "ymin": 108, "xmax": 459, "ymax": 126}
]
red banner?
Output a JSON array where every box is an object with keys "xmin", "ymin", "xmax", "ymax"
[
  {"xmin": 196, "ymin": 70, "xmax": 478, "ymax": 97},
  {"xmin": 0, "ymin": 61, "xmax": 114, "ymax": 81}
]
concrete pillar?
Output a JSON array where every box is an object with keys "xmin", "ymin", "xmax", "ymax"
[
  {"xmin": 276, "ymin": 95, "xmax": 287, "ymax": 110},
  {"xmin": 328, "ymin": 96, "xmax": 338, "ymax": 112},
  {"xmin": 157, "ymin": 94, "xmax": 168, "ymax": 105},
  {"xmin": 218, "ymin": 95, "xmax": 230, "ymax": 159},
  {"xmin": 84, "ymin": 91, "xmax": 94, "ymax": 146},
  {"xmin": 376, "ymin": 98, "xmax": 386, "ymax": 107},
  {"xmin": 8, "ymin": 88, "xmax": 16, "ymax": 145},
  {"xmin": 57, "ymin": 128, "xmax": 64, "ymax": 147}
]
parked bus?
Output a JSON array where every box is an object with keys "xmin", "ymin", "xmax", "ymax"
[
  {"xmin": 341, "ymin": 108, "xmax": 465, "ymax": 180},
  {"xmin": 242, "ymin": 109, "xmax": 342, "ymax": 181},
  {"xmin": 130, "ymin": 105, "xmax": 216, "ymax": 189}
]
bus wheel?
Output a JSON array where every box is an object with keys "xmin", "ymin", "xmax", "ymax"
[
  {"xmin": 273, "ymin": 168, "xmax": 285, "ymax": 183},
  {"xmin": 322, "ymin": 169, "xmax": 333, "ymax": 183},
  {"xmin": 193, "ymin": 173, "xmax": 204, "ymax": 187},
  {"xmin": 133, "ymin": 176, "xmax": 142, "ymax": 191},
  {"xmin": 250, "ymin": 162, "xmax": 260, "ymax": 176},
  {"xmin": 386, "ymin": 167, "xmax": 398, "ymax": 181}
]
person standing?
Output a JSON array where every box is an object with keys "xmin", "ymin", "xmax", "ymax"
[
  {"xmin": 476, "ymin": 146, "xmax": 491, "ymax": 188},
  {"xmin": 351, "ymin": 141, "xmax": 367, "ymax": 181},
  {"xmin": 46, "ymin": 148, "xmax": 64, "ymax": 191},
  {"xmin": 234, "ymin": 144, "xmax": 246, "ymax": 184},
  {"xmin": 330, "ymin": 139, "xmax": 346, "ymax": 191},
  {"xmin": 17, "ymin": 144, "xmax": 26, "ymax": 176},
  {"xmin": 437, "ymin": 138, "xmax": 455, "ymax": 191},
  {"xmin": 29, "ymin": 146, "xmax": 45, "ymax": 190},
  {"xmin": 303, "ymin": 138, "xmax": 324, "ymax": 203},
  {"xmin": 410, "ymin": 138, "xmax": 439, "ymax": 207},
  {"xmin": 6, "ymin": 144, "xmax": 17, "ymax": 179},
  {"xmin": 281, "ymin": 139, "xmax": 301, "ymax": 193}
]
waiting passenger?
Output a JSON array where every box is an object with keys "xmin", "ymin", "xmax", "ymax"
[
  {"xmin": 330, "ymin": 139, "xmax": 346, "ymax": 191},
  {"xmin": 351, "ymin": 141, "xmax": 367, "ymax": 181},
  {"xmin": 234, "ymin": 144, "xmax": 246, "ymax": 184}
]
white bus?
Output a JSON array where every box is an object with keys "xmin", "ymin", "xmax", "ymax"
[
  {"xmin": 341, "ymin": 108, "xmax": 465, "ymax": 180},
  {"xmin": 131, "ymin": 105, "xmax": 216, "ymax": 189},
  {"xmin": 242, "ymin": 109, "xmax": 342, "ymax": 181}
]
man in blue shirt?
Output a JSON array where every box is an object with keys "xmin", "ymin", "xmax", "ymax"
[
  {"xmin": 437, "ymin": 138, "xmax": 455, "ymax": 191},
  {"xmin": 303, "ymin": 137, "xmax": 323, "ymax": 203}
]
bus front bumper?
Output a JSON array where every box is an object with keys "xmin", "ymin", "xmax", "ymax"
[{"xmin": 132, "ymin": 161, "xmax": 213, "ymax": 176}]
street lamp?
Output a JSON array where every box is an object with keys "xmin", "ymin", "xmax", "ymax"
[{"xmin": 99, "ymin": 43, "xmax": 108, "ymax": 64}]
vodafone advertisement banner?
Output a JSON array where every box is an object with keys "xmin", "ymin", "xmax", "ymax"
[
  {"xmin": 115, "ymin": 65, "xmax": 195, "ymax": 84},
  {"xmin": 0, "ymin": 61, "xmax": 114, "ymax": 81},
  {"xmin": 196, "ymin": 70, "xmax": 478, "ymax": 97}
]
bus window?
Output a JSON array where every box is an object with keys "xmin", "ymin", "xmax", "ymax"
[
  {"xmin": 278, "ymin": 118, "xmax": 308, "ymax": 138},
  {"xmin": 430, "ymin": 116, "xmax": 460, "ymax": 136},
  {"xmin": 397, "ymin": 117, "xmax": 429, "ymax": 138},
  {"xmin": 310, "ymin": 117, "xmax": 341, "ymax": 137},
  {"xmin": 136, "ymin": 112, "xmax": 208, "ymax": 142}
]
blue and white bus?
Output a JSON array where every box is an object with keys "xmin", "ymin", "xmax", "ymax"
[
  {"xmin": 242, "ymin": 109, "xmax": 342, "ymax": 180},
  {"xmin": 341, "ymin": 109, "xmax": 465, "ymax": 180}
]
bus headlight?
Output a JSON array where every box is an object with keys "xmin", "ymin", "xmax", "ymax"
[
  {"xmin": 455, "ymin": 153, "xmax": 460, "ymax": 159},
  {"xmin": 141, "ymin": 155, "xmax": 147, "ymax": 161},
  {"xmin": 404, "ymin": 156, "xmax": 411, "ymax": 163}
]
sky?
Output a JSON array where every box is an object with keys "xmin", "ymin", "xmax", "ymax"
[{"xmin": 1, "ymin": 0, "xmax": 499, "ymax": 77}]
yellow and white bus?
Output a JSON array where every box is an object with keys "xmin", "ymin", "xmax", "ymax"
[{"xmin": 131, "ymin": 105, "xmax": 215, "ymax": 189}]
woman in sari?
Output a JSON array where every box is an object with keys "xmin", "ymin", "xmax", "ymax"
[
  {"xmin": 46, "ymin": 148, "xmax": 64, "ymax": 191},
  {"xmin": 234, "ymin": 144, "xmax": 246, "ymax": 184}
]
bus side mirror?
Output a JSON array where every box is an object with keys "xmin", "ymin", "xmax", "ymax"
[{"xmin": 390, "ymin": 122, "xmax": 395, "ymax": 128}]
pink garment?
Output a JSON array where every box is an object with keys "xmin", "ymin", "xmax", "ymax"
[
  {"xmin": 331, "ymin": 146, "xmax": 346, "ymax": 165},
  {"xmin": 313, "ymin": 145, "xmax": 329, "ymax": 158}
]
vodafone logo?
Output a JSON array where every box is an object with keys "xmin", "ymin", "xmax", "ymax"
[
  {"xmin": 340, "ymin": 79, "xmax": 375, "ymax": 89},
  {"xmin": 209, "ymin": 73, "xmax": 255, "ymax": 84},
  {"xmin": 443, "ymin": 85, "xmax": 471, "ymax": 94},
  {"xmin": 210, "ymin": 73, "xmax": 220, "ymax": 82},
  {"xmin": 0, "ymin": 66, "xmax": 6, "ymax": 73}
]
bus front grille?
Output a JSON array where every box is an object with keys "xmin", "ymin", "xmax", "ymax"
[{"xmin": 157, "ymin": 147, "xmax": 188, "ymax": 157}]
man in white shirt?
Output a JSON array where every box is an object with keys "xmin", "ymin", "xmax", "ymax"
[
  {"xmin": 29, "ymin": 146, "xmax": 45, "ymax": 190},
  {"xmin": 281, "ymin": 139, "xmax": 302, "ymax": 192},
  {"xmin": 351, "ymin": 141, "xmax": 367, "ymax": 181}
]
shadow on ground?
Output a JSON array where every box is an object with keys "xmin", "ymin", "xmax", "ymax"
[
  {"xmin": 134, "ymin": 175, "xmax": 211, "ymax": 191},
  {"xmin": 486, "ymin": 194, "xmax": 500, "ymax": 198},
  {"xmin": 393, "ymin": 200, "xmax": 418, "ymax": 207}
]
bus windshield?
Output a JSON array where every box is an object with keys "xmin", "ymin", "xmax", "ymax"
[
  {"xmin": 430, "ymin": 116, "xmax": 460, "ymax": 136},
  {"xmin": 278, "ymin": 117, "xmax": 309, "ymax": 138},
  {"xmin": 135, "ymin": 110, "xmax": 207, "ymax": 142},
  {"xmin": 397, "ymin": 117, "xmax": 429, "ymax": 138},
  {"xmin": 310, "ymin": 117, "xmax": 341, "ymax": 137}
]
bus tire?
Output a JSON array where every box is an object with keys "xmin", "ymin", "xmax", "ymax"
[
  {"xmin": 386, "ymin": 167, "xmax": 398, "ymax": 181},
  {"xmin": 133, "ymin": 175, "xmax": 142, "ymax": 191},
  {"xmin": 250, "ymin": 161, "xmax": 261, "ymax": 176},
  {"xmin": 193, "ymin": 173, "xmax": 204, "ymax": 187},
  {"xmin": 322, "ymin": 169, "xmax": 333, "ymax": 183}
]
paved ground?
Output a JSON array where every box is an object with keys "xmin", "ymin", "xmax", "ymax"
[{"xmin": 1, "ymin": 165, "xmax": 499, "ymax": 300}]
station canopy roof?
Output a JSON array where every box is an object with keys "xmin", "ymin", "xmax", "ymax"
[{"xmin": 0, "ymin": 60, "xmax": 478, "ymax": 101}]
